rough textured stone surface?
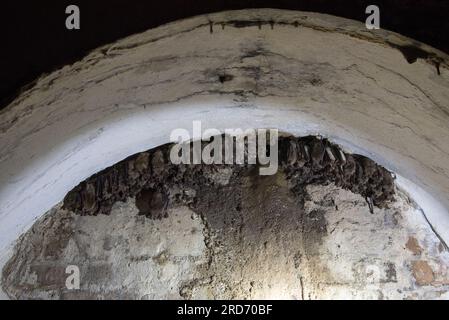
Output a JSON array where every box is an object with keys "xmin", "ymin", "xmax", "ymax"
[
  {"xmin": 3, "ymin": 138, "xmax": 449, "ymax": 300},
  {"xmin": 1, "ymin": 9, "xmax": 449, "ymax": 298},
  {"xmin": 3, "ymin": 182, "xmax": 449, "ymax": 299}
]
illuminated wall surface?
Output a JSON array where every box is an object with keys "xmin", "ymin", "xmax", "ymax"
[{"xmin": 1, "ymin": 9, "xmax": 449, "ymax": 299}]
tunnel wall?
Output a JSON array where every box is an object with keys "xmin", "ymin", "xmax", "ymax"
[{"xmin": 1, "ymin": 9, "xmax": 449, "ymax": 298}]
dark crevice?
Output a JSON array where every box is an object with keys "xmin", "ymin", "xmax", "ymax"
[{"xmin": 63, "ymin": 135, "xmax": 395, "ymax": 217}]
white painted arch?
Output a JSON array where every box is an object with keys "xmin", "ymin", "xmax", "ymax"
[{"xmin": 1, "ymin": 9, "xmax": 449, "ymax": 297}]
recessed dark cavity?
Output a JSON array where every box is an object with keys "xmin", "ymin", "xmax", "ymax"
[
  {"xmin": 218, "ymin": 74, "xmax": 234, "ymax": 83},
  {"xmin": 228, "ymin": 20, "xmax": 265, "ymax": 28},
  {"xmin": 135, "ymin": 188, "xmax": 168, "ymax": 219},
  {"xmin": 393, "ymin": 44, "xmax": 433, "ymax": 64},
  {"xmin": 209, "ymin": 21, "xmax": 214, "ymax": 34},
  {"xmin": 63, "ymin": 135, "xmax": 395, "ymax": 217}
]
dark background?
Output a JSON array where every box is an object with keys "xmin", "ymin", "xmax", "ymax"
[{"xmin": 1, "ymin": 0, "xmax": 448, "ymax": 109}]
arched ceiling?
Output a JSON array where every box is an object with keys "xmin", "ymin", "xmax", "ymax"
[{"xmin": 1, "ymin": 9, "xmax": 449, "ymax": 298}]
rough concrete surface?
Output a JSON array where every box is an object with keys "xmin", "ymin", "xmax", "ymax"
[
  {"xmin": 3, "ymin": 137, "xmax": 449, "ymax": 299},
  {"xmin": 2, "ymin": 9, "xmax": 449, "ymax": 299}
]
